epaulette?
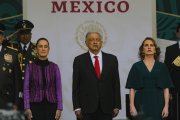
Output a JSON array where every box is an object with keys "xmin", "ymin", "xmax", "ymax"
[
  {"xmin": 5, "ymin": 42, "xmax": 18, "ymax": 48},
  {"xmin": 6, "ymin": 46, "xmax": 18, "ymax": 51}
]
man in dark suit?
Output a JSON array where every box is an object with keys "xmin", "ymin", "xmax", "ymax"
[
  {"xmin": 13, "ymin": 20, "xmax": 37, "ymax": 110},
  {"xmin": 164, "ymin": 23, "xmax": 180, "ymax": 120},
  {"xmin": 72, "ymin": 32, "xmax": 121, "ymax": 120},
  {"xmin": 0, "ymin": 23, "xmax": 21, "ymax": 109}
]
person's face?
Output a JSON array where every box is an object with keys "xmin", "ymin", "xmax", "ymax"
[
  {"xmin": 176, "ymin": 28, "xmax": 180, "ymax": 39},
  {"xmin": 19, "ymin": 30, "xmax": 32, "ymax": 44},
  {"xmin": 143, "ymin": 40, "xmax": 156, "ymax": 56},
  {"xmin": 36, "ymin": 40, "xmax": 49, "ymax": 59},
  {"xmin": 0, "ymin": 33, "xmax": 4, "ymax": 45},
  {"xmin": 85, "ymin": 33, "xmax": 102, "ymax": 54}
]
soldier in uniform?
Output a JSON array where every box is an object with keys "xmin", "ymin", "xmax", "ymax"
[
  {"xmin": 14, "ymin": 20, "xmax": 37, "ymax": 110},
  {"xmin": 164, "ymin": 23, "xmax": 180, "ymax": 120},
  {"xmin": 0, "ymin": 23, "xmax": 21, "ymax": 109}
]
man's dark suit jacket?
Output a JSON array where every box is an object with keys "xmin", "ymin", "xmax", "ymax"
[
  {"xmin": 164, "ymin": 43, "xmax": 180, "ymax": 92},
  {"xmin": 73, "ymin": 51, "xmax": 121, "ymax": 114}
]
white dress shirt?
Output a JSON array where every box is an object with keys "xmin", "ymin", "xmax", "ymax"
[
  {"xmin": 20, "ymin": 42, "xmax": 30, "ymax": 51},
  {"xmin": 89, "ymin": 51, "xmax": 102, "ymax": 73}
]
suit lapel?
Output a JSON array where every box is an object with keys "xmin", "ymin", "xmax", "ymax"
[
  {"xmin": 85, "ymin": 52, "xmax": 100, "ymax": 79},
  {"xmin": 18, "ymin": 43, "xmax": 23, "ymax": 52},
  {"xmin": 173, "ymin": 43, "xmax": 180, "ymax": 55},
  {"xmin": 174, "ymin": 43, "xmax": 179, "ymax": 49},
  {"xmin": 27, "ymin": 43, "xmax": 32, "ymax": 53},
  {"xmin": 101, "ymin": 52, "xmax": 107, "ymax": 79}
]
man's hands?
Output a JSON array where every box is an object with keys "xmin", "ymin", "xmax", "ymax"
[
  {"xmin": 113, "ymin": 108, "xmax": 119, "ymax": 117},
  {"xmin": 75, "ymin": 110, "xmax": 83, "ymax": 119}
]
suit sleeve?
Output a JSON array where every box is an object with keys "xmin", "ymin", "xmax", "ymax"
[
  {"xmin": 72, "ymin": 57, "xmax": 80, "ymax": 110},
  {"xmin": 164, "ymin": 46, "xmax": 178, "ymax": 93},
  {"xmin": 113, "ymin": 56, "xmax": 121, "ymax": 109},
  {"xmin": 164, "ymin": 47, "xmax": 172, "ymax": 70}
]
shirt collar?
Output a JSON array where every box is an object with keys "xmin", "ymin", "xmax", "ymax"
[
  {"xmin": 89, "ymin": 51, "xmax": 102, "ymax": 59},
  {"xmin": 20, "ymin": 42, "xmax": 30, "ymax": 50}
]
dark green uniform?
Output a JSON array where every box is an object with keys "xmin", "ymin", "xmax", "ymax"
[
  {"xmin": 11, "ymin": 42, "xmax": 36, "ymax": 110},
  {"xmin": 126, "ymin": 61, "xmax": 173, "ymax": 120},
  {"xmin": 0, "ymin": 43, "xmax": 21, "ymax": 109},
  {"xmin": 12, "ymin": 42, "xmax": 36, "ymax": 81},
  {"xmin": 13, "ymin": 19, "xmax": 36, "ymax": 110}
]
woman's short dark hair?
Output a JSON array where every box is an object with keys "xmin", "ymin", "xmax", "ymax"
[
  {"xmin": 139, "ymin": 37, "xmax": 160, "ymax": 60},
  {"xmin": 36, "ymin": 37, "xmax": 49, "ymax": 48}
]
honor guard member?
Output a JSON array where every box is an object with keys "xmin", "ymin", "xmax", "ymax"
[
  {"xmin": 14, "ymin": 20, "xmax": 37, "ymax": 110},
  {"xmin": 164, "ymin": 23, "xmax": 180, "ymax": 120},
  {"xmin": 0, "ymin": 23, "xmax": 21, "ymax": 109}
]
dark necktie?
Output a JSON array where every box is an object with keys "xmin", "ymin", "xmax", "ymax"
[
  {"xmin": 23, "ymin": 45, "xmax": 27, "ymax": 52},
  {"xmin": 94, "ymin": 56, "xmax": 100, "ymax": 79}
]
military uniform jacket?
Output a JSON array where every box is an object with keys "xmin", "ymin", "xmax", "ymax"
[
  {"xmin": 13, "ymin": 42, "xmax": 36, "ymax": 91},
  {"xmin": 0, "ymin": 44, "xmax": 21, "ymax": 108}
]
